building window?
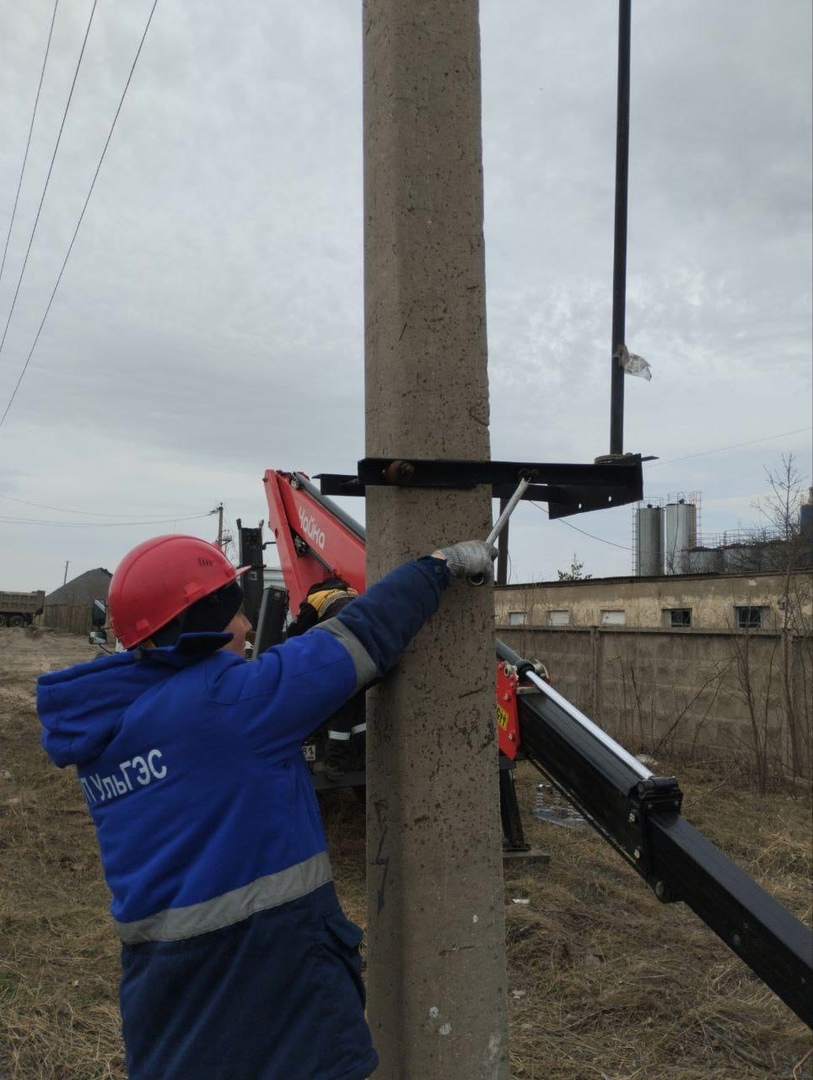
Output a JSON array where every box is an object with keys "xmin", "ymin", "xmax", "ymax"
[
  {"xmin": 735, "ymin": 606, "xmax": 767, "ymax": 630},
  {"xmin": 507, "ymin": 611, "xmax": 527, "ymax": 626},
  {"xmin": 601, "ymin": 609, "xmax": 626, "ymax": 627},
  {"xmin": 547, "ymin": 610, "xmax": 571, "ymax": 627},
  {"xmin": 663, "ymin": 608, "xmax": 692, "ymax": 628}
]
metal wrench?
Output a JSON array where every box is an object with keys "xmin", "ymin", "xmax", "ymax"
[{"xmin": 470, "ymin": 476, "xmax": 532, "ymax": 585}]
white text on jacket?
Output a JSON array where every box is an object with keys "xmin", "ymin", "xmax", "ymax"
[{"xmin": 80, "ymin": 750, "xmax": 167, "ymax": 805}]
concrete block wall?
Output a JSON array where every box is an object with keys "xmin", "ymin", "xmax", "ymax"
[{"xmin": 498, "ymin": 625, "xmax": 812, "ymax": 777}]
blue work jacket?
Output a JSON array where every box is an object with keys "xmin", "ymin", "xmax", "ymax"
[{"xmin": 38, "ymin": 556, "xmax": 449, "ymax": 1079}]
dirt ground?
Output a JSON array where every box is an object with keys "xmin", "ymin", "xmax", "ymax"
[{"xmin": 1, "ymin": 627, "xmax": 811, "ymax": 1079}]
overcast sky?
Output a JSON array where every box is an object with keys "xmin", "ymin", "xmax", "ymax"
[{"xmin": 0, "ymin": 0, "xmax": 810, "ymax": 594}]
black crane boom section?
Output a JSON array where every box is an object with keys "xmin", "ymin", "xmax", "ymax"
[{"xmin": 497, "ymin": 640, "xmax": 813, "ymax": 1029}]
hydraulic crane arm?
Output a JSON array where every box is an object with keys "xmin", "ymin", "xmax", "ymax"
[
  {"xmin": 263, "ymin": 470, "xmax": 366, "ymax": 611},
  {"xmin": 497, "ymin": 639, "xmax": 812, "ymax": 1029}
]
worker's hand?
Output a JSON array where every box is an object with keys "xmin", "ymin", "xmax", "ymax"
[{"xmin": 432, "ymin": 540, "xmax": 498, "ymax": 581}]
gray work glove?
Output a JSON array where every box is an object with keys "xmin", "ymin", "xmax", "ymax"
[{"xmin": 433, "ymin": 540, "xmax": 498, "ymax": 581}]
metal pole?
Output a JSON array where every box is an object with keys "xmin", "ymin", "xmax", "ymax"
[
  {"xmin": 472, "ymin": 478, "xmax": 530, "ymax": 585},
  {"xmin": 609, "ymin": 0, "xmax": 631, "ymax": 456},
  {"xmin": 485, "ymin": 479, "xmax": 530, "ymax": 549},
  {"xmin": 496, "ymin": 499, "xmax": 509, "ymax": 586},
  {"xmin": 363, "ymin": 2, "xmax": 508, "ymax": 1076}
]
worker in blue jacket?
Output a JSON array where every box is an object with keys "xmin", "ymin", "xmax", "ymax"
[{"xmin": 37, "ymin": 532, "xmax": 495, "ymax": 1080}]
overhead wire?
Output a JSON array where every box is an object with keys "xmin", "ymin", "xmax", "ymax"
[
  {"xmin": 0, "ymin": 511, "xmax": 212, "ymax": 528},
  {"xmin": 0, "ymin": 490, "xmax": 203, "ymax": 518},
  {"xmin": 647, "ymin": 427, "xmax": 811, "ymax": 467},
  {"xmin": 0, "ymin": 0, "xmax": 161, "ymax": 434},
  {"xmin": 0, "ymin": 0, "xmax": 100, "ymax": 361},
  {"xmin": 0, "ymin": 0, "xmax": 60, "ymax": 285},
  {"xmin": 530, "ymin": 501, "xmax": 632, "ymax": 550}
]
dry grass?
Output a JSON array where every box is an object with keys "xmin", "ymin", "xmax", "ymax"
[
  {"xmin": 326, "ymin": 767, "xmax": 812, "ymax": 1080},
  {"xmin": 1, "ymin": 629, "xmax": 811, "ymax": 1079},
  {"xmin": 496, "ymin": 764, "xmax": 812, "ymax": 1080},
  {"xmin": 0, "ymin": 633, "xmax": 126, "ymax": 1080}
]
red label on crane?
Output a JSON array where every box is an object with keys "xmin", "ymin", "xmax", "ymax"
[{"xmin": 495, "ymin": 661, "xmax": 520, "ymax": 760}]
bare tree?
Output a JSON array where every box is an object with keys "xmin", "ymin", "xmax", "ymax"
[
  {"xmin": 740, "ymin": 455, "xmax": 813, "ymax": 780},
  {"xmin": 727, "ymin": 619, "xmax": 781, "ymax": 794},
  {"xmin": 751, "ymin": 454, "xmax": 812, "ymax": 572}
]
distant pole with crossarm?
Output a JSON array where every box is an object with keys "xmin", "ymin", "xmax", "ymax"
[{"xmin": 362, "ymin": 1, "xmax": 509, "ymax": 1077}]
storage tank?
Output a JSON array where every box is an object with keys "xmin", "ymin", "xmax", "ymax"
[
  {"xmin": 663, "ymin": 500, "xmax": 697, "ymax": 575},
  {"xmin": 686, "ymin": 547, "xmax": 723, "ymax": 574},
  {"xmin": 801, "ymin": 488, "xmax": 813, "ymax": 541},
  {"xmin": 720, "ymin": 543, "xmax": 757, "ymax": 573},
  {"xmin": 635, "ymin": 506, "xmax": 662, "ymax": 576},
  {"xmin": 799, "ymin": 489, "xmax": 813, "ymax": 569}
]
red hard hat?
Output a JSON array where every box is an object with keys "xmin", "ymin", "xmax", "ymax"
[{"xmin": 108, "ymin": 534, "xmax": 249, "ymax": 648}]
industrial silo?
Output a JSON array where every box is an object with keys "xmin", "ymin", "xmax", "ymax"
[
  {"xmin": 800, "ymin": 489, "xmax": 813, "ymax": 569},
  {"xmin": 635, "ymin": 505, "xmax": 663, "ymax": 576},
  {"xmin": 663, "ymin": 499, "xmax": 697, "ymax": 575},
  {"xmin": 801, "ymin": 488, "xmax": 813, "ymax": 541}
]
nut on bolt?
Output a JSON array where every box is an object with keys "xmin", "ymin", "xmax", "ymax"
[{"xmin": 382, "ymin": 460, "xmax": 415, "ymax": 485}]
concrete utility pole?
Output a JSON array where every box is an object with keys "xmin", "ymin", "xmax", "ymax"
[
  {"xmin": 363, "ymin": 3, "xmax": 508, "ymax": 1078},
  {"xmin": 211, "ymin": 503, "xmax": 224, "ymax": 549}
]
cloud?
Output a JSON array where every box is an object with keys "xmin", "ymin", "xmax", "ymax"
[{"xmin": 0, "ymin": 0, "xmax": 809, "ymax": 589}]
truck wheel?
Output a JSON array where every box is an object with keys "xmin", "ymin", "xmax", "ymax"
[
  {"xmin": 9, "ymin": 615, "xmax": 25, "ymax": 628},
  {"xmin": 0, "ymin": 614, "xmax": 7, "ymax": 627}
]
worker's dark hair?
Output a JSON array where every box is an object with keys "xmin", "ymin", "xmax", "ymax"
[{"xmin": 148, "ymin": 581, "xmax": 244, "ymax": 647}]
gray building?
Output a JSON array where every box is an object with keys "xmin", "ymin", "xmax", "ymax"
[{"xmin": 40, "ymin": 569, "xmax": 112, "ymax": 635}]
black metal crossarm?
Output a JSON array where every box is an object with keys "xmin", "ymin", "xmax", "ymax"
[{"xmin": 317, "ymin": 455, "xmax": 644, "ymax": 518}]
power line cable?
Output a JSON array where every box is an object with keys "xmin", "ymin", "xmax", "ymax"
[
  {"xmin": 0, "ymin": 511, "xmax": 211, "ymax": 528},
  {"xmin": 0, "ymin": 0, "xmax": 99, "ymax": 361},
  {"xmin": 0, "ymin": 490, "xmax": 202, "ymax": 517},
  {"xmin": 530, "ymin": 501, "xmax": 632, "ymax": 551},
  {"xmin": 0, "ymin": 0, "xmax": 60, "ymax": 285},
  {"xmin": 0, "ymin": 0, "xmax": 160, "ymax": 434},
  {"xmin": 648, "ymin": 427, "xmax": 812, "ymax": 467}
]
